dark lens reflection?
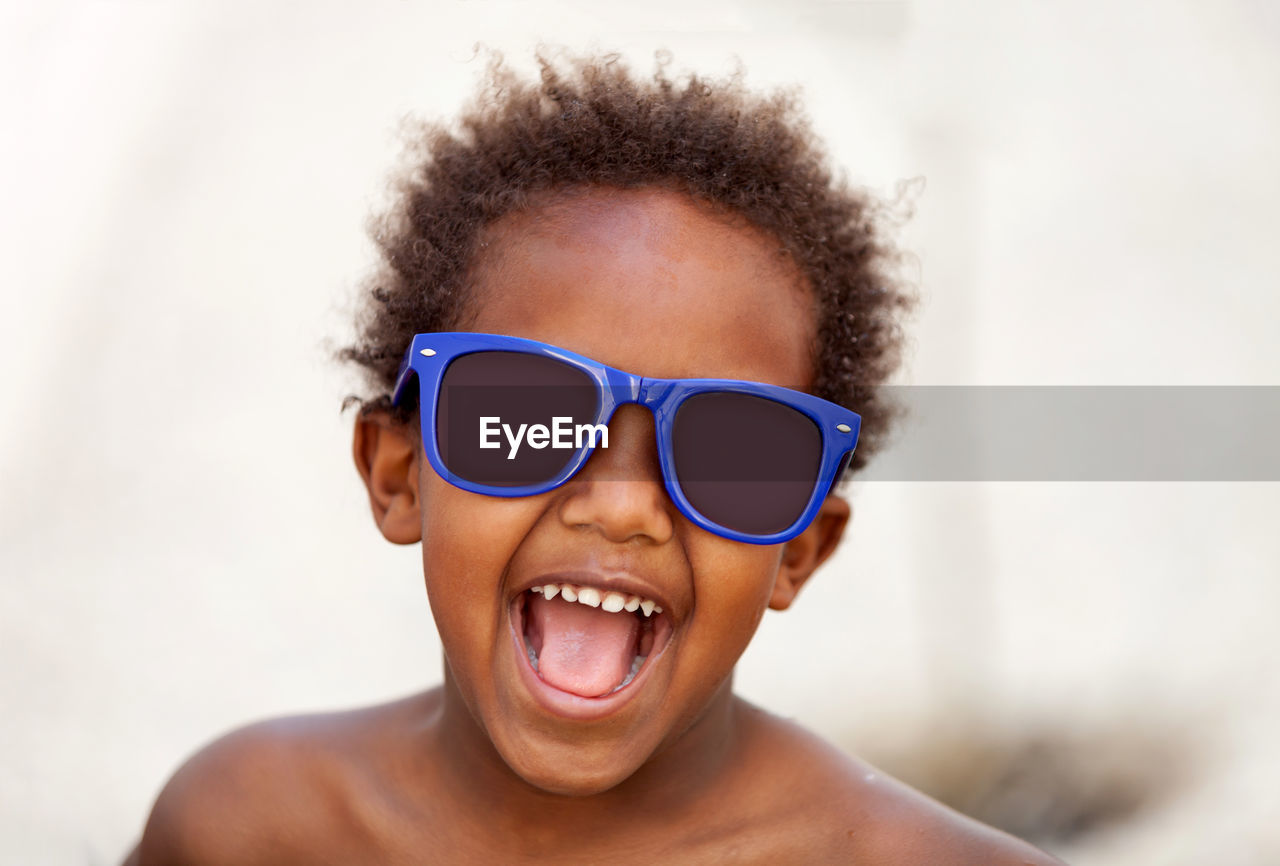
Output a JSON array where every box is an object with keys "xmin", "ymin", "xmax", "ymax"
[
  {"xmin": 437, "ymin": 351, "xmax": 599, "ymax": 487},
  {"xmin": 673, "ymin": 392, "xmax": 823, "ymax": 535}
]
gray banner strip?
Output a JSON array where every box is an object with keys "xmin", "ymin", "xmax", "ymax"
[{"xmin": 860, "ymin": 387, "xmax": 1280, "ymax": 481}]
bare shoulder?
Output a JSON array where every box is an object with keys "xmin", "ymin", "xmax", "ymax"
[
  {"xmin": 134, "ymin": 691, "xmax": 438, "ymax": 866},
  {"xmin": 734, "ymin": 703, "xmax": 1066, "ymax": 865}
]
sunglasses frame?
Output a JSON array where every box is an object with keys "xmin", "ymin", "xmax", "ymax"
[{"xmin": 392, "ymin": 332, "xmax": 860, "ymax": 544}]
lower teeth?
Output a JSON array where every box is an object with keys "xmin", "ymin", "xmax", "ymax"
[{"xmin": 610, "ymin": 654, "xmax": 646, "ymax": 694}]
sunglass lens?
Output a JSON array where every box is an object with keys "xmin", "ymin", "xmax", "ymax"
[
  {"xmin": 672, "ymin": 392, "xmax": 823, "ymax": 536},
  {"xmin": 437, "ymin": 351, "xmax": 599, "ymax": 487}
]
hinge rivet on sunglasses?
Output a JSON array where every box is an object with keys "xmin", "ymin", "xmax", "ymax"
[
  {"xmin": 836, "ymin": 423, "xmax": 852, "ymax": 433},
  {"xmin": 420, "ymin": 348, "xmax": 437, "ymax": 357}
]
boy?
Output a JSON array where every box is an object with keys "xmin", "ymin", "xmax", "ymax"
[{"xmin": 128, "ymin": 54, "xmax": 1063, "ymax": 864}]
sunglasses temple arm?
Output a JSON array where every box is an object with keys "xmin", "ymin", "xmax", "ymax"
[{"xmin": 390, "ymin": 348, "xmax": 417, "ymax": 407}]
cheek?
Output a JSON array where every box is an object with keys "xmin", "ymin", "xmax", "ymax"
[
  {"xmin": 417, "ymin": 473, "xmax": 538, "ymax": 625},
  {"xmin": 687, "ymin": 541, "xmax": 785, "ymax": 653}
]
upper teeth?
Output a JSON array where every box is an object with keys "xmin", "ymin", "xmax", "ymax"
[{"xmin": 530, "ymin": 583, "xmax": 663, "ymax": 617}]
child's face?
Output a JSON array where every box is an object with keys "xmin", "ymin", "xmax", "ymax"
[{"xmin": 372, "ymin": 187, "xmax": 848, "ymax": 795}]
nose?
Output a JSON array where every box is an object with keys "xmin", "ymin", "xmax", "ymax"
[{"xmin": 556, "ymin": 404, "xmax": 675, "ymax": 545}]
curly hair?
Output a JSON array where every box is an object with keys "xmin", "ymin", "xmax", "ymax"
[{"xmin": 340, "ymin": 51, "xmax": 914, "ymax": 473}]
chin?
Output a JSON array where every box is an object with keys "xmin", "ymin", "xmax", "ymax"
[{"xmin": 497, "ymin": 734, "xmax": 650, "ymax": 798}]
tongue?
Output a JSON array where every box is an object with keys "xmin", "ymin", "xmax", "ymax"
[{"xmin": 526, "ymin": 593, "xmax": 640, "ymax": 697}]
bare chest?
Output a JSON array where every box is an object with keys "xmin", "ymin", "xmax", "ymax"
[{"xmin": 347, "ymin": 796, "xmax": 850, "ymax": 866}]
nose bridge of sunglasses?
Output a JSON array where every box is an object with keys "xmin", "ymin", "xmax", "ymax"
[
  {"xmin": 595, "ymin": 376, "xmax": 681, "ymax": 435},
  {"xmin": 579, "ymin": 377, "xmax": 684, "ymax": 482},
  {"xmin": 591, "ymin": 367, "xmax": 655, "ymax": 427},
  {"xmin": 602, "ymin": 365, "xmax": 644, "ymax": 404}
]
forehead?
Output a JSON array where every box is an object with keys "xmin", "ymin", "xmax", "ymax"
[{"xmin": 466, "ymin": 188, "xmax": 816, "ymax": 388}]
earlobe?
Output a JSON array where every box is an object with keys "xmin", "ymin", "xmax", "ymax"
[
  {"xmin": 352, "ymin": 412, "xmax": 422, "ymax": 544},
  {"xmin": 768, "ymin": 496, "xmax": 851, "ymax": 611}
]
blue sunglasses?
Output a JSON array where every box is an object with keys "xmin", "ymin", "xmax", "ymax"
[{"xmin": 392, "ymin": 333, "xmax": 860, "ymax": 544}]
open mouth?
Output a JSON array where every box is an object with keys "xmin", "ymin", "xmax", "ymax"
[{"xmin": 512, "ymin": 582, "xmax": 673, "ymax": 699}]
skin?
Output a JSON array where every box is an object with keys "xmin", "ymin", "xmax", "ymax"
[{"xmin": 126, "ymin": 188, "xmax": 1064, "ymax": 865}]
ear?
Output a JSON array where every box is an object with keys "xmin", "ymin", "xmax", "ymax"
[
  {"xmin": 769, "ymin": 496, "xmax": 851, "ymax": 611},
  {"xmin": 352, "ymin": 411, "xmax": 422, "ymax": 544}
]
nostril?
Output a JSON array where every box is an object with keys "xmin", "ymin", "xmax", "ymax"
[{"xmin": 555, "ymin": 477, "xmax": 676, "ymax": 546}]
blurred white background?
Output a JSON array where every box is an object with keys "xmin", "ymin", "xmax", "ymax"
[{"xmin": 2, "ymin": 1, "xmax": 1278, "ymax": 863}]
